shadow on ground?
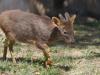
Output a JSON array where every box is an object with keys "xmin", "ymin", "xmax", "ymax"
[
  {"xmin": 0, "ymin": 51, "xmax": 99, "ymax": 71},
  {"xmin": 74, "ymin": 23, "xmax": 100, "ymax": 48},
  {"xmin": 0, "ymin": 57, "xmax": 71, "ymax": 71}
]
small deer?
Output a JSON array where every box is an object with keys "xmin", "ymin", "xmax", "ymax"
[{"xmin": 0, "ymin": 10, "xmax": 76, "ymax": 68}]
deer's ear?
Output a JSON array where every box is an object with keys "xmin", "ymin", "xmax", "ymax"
[
  {"xmin": 52, "ymin": 17, "xmax": 61, "ymax": 26},
  {"xmin": 69, "ymin": 15, "xmax": 76, "ymax": 24}
]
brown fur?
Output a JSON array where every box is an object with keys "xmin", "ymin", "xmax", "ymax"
[{"xmin": 0, "ymin": 10, "xmax": 76, "ymax": 68}]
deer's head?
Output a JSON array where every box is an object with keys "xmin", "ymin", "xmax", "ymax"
[{"xmin": 52, "ymin": 12, "xmax": 76, "ymax": 44}]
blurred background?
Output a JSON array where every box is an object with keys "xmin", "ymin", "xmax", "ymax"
[{"xmin": 0, "ymin": 0, "xmax": 100, "ymax": 23}]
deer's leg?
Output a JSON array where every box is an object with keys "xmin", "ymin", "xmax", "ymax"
[
  {"xmin": 36, "ymin": 41, "xmax": 52, "ymax": 68},
  {"xmin": 3, "ymin": 39, "xmax": 9, "ymax": 60},
  {"xmin": 9, "ymin": 40, "xmax": 16, "ymax": 63}
]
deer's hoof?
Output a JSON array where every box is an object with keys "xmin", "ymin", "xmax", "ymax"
[
  {"xmin": 44, "ymin": 59, "xmax": 53, "ymax": 68},
  {"xmin": 2, "ymin": 57, "xmax": 6, "ymax": 61}
]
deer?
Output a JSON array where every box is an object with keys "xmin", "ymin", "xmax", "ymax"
[{"xmin": 0, "ymin": 10, "xmax": 76, "ymax": 68}]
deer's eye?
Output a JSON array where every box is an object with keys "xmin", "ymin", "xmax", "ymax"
[{"xmin": 64, "ymin": 31, "xmax": 67, "ymax": 34}]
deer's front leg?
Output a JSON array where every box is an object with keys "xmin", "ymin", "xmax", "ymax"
[{"xmin": 36, "ymin": 41, "xmax": 52, "ymax": 68}]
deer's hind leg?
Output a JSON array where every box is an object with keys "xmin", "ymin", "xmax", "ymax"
[
  {"xmin": 6, "ymin": 32, "xmax": 16, "ymax": 63},
  {"xmin": 8, "ymin": 40, "xmax": 16, "ymax": 63},
  {"xmin": 3, "ymin": 38, "xmax": 16, "ymax": 63},
  {"xmin": 3, "ymin": 39, "xmax": 9, "ymax": 60}
]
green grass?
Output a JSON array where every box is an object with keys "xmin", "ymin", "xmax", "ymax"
[{"xmin": 0, "ymin": 22, "xmax": 100, "ymax": 75}]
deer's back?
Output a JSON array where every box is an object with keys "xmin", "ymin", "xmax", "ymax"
[{"xmin": 0, "ymin": 10, "xmax": 55, "ymax": 43}]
